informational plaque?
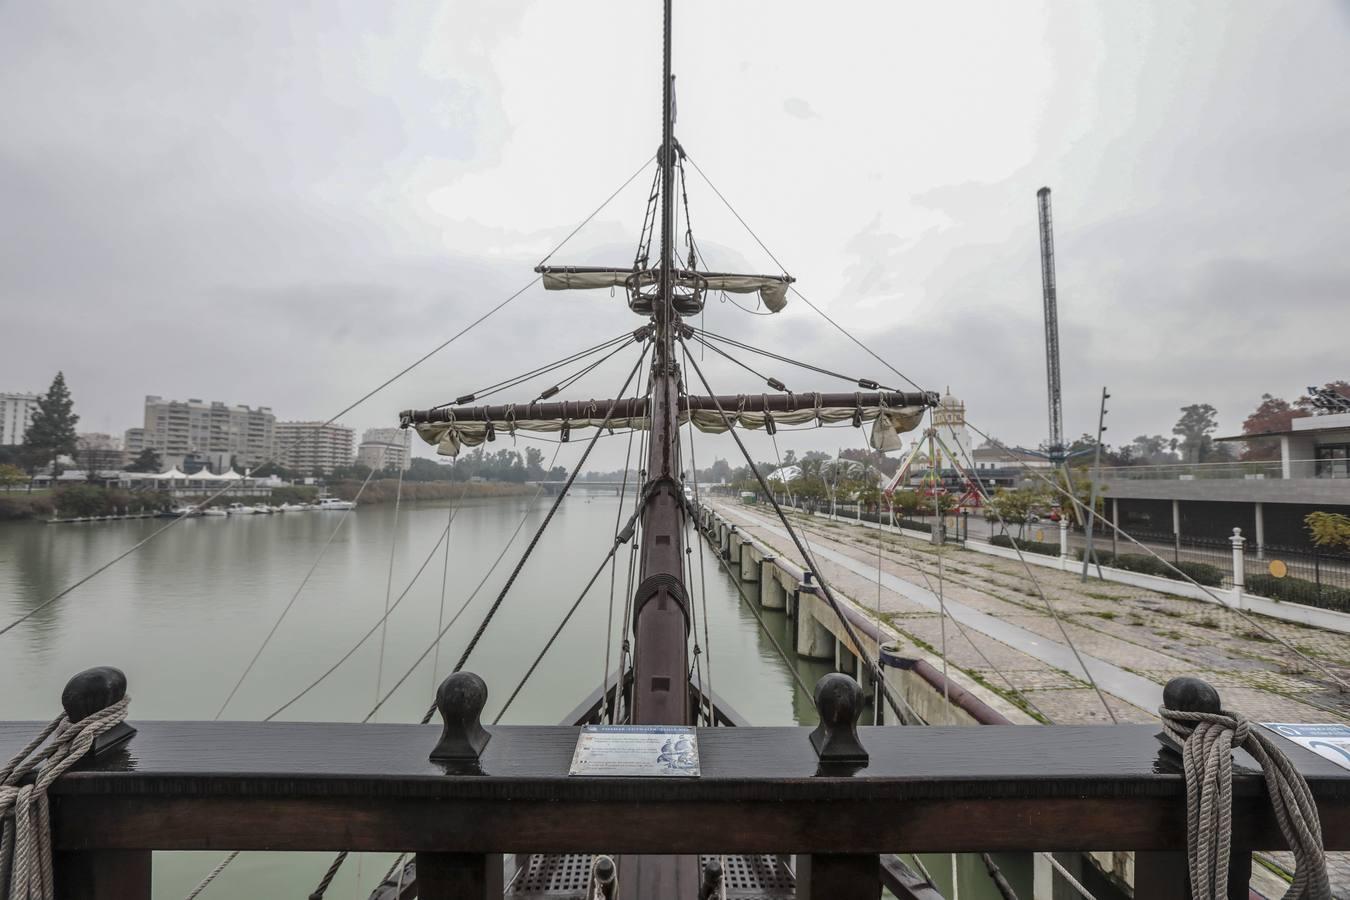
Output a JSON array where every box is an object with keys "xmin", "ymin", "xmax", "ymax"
[
  {"xmin": 1262, "ymin": 723, "xmax": 1350, "ymax": 772},
  {"xmin": 569, "ymin": 725, "xmax": 700, "ymax": 777}
]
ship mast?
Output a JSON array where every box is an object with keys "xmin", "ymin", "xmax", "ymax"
[{"xmin": 629, "ymin": 0, "xmax": 690, "ymax": 725}]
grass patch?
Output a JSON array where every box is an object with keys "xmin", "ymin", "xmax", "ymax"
[
  {"xmin": 1193, "ymin": 616, "xmax": 1221, "ymax": 630},
  {"xmin": 1087, "ymin": 611, "xmax": 1118, "ymax": 620}
]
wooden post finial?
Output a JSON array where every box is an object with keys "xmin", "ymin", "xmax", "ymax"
[
  {"xmin": 1162, "ymin": 676, "xmax": 1221, "ymax": 714},
  {"xmin": 430, "ymin": 671, "xmax": 491, "ymax": 762},
  {"xmin": 61, "ymin": 665, "xmax": 135, "ymax": 756},
  {"xmin": 62, "ymin": 666, "xmax": 127, "ymax": 723},
  {"xmin": 809, "ymin": 673, "xmax": 869, "ymax": 765}
]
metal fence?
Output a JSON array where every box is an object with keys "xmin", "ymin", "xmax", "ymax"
[{"xmin": 770, "ymin": 494, "xmax": 1350, "ymax": 613}]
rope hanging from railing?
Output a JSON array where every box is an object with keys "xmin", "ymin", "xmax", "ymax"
[
  {"xmin": 0, "ymin": 695, "xmax": 129, "ymax": 900},
  {"xmin": 1159, "ymin": 702, "xmax": 1331, "ymax": 899}
]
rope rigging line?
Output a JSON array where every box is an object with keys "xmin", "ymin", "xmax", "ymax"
[
  {"xmin": 683, "ymin": 508, "xmax": 708, "ymax": 725},
  {"xmin": 697, "ymin": 515, "xmax": 814, "ymax": 699},
  {"xmin": 679, "ymin": 336, "xmax": 914, "ymax": 725},
  {"xmin": 215, "ymin": 468, "xmax": 378, "ymax": 719},
  {"xmin": 264, "ymin": 516, "xmax": 459, "ymax": 721},
  {"xmin": 928, "ymin": 419, "xmax": 952, "ymax": 711},
  {"xmin": 537, "ymin": 337, "xmax": 641, "ymax": 402},
  {"xmin": 788, "ymin": 286, "xmax": 927, "ymax": 394},
  {"xmin": 689, "ymin": 327, "xmax": 902, "ymax": 393},
  {"xmin": 928, "ymin": 421, "xmax": 1119, "ymax": 723},
  {"xmin": 680, "ymin": 348, "xmax": 715, "ymax": 725},
  {"xmin": 684, "ymin": 332, "xmax": 778, "ymax": 388},
  {"xmin": 762, "ymin": 468, "xmax": 925, "ymax": 729},
  {"xmin": 182, "ymin": 851, "xmax": 239, "ymax": 900},
  {"xmin": 1160, "ymin": 705, "xmax": 1330, "ymax": 898},
  {"xmin": 431, "ymin": 480, "xmax": 474, "ymax": 693},
  {"xmin": 441, "ymin": 347, "xmax": 648, "ymax": 685},
  {"xmin": 634, "ymin": 165, "xmax": 661, "ymax": 270},
  {"xmin": 1, "ymin": 695, "xmax": 131, "ymax": 900},
  {"xmin": 858, "ymin": 512, "xmax": 1056, "ymax": 726},
  {"xmin": 354, "ymin": 444, "xmax": 570, "ymax": 728},
  {"xmin": 492, "ymin": 508, "xmax": 641, "ymax": 725},
  {"xmin": 600, "ymin": 352, "xmax": 651, "ymax": 724},
  {"xmin": 430, "ymin": 331, "xmax": 635, "ymax": 409},
  {"xmin": 373, "ymin": 466, "xmax": 408, "ymax": 722},
  {"xmin": 366, "ymin": 347, "xmax": 651, "ymax": 728},
  {"xmin": 683, "ymin": 153, "xmax": 927, "ymax": 393},
  {"xmin": 538, "ymin": 153, "xmax": 657, "ymax": 269},
  {"xmin": 0, "ymin": 276, "xmax": 543, "ymax": 643},
  {"xmin": 958, "ymin": 416, "xmax": 1350, "ymax": 694},
  {"xmin": 683, "ymin": 154, "xmax": 790, "ymax": 279},
  {"xmin": 300, "ymin": 450, "xmax": 564, "ymax": 900},
  {"xmin": 4, "ymin": 155, "xmax": 657, "ymax": 642},
  {"xmin": 613, "ymin": 362, "xmax": 653, "ymax": 723}
]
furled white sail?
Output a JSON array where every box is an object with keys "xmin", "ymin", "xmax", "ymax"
[
  {"xmin": 538, "ymin": 267, "xmax": 790, "ymax": 313},
  {"xmin": 413, "ymin": 402, "xmax": 925, "ymax": 457}
]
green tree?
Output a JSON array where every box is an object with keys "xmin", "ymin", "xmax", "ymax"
[
  {"xmin": 1306, "ymin": 512, "xmax": 1350, "ymax": 553},
  {"xmin": 524, "ymin": 446, "xmax": 546, "ymax": 481},
  {"xmin": 22, "ymin": 372, "xmax": 79, "ymax": 474},
  {"xmin": 125, "ymin": 448, "xmax": 162, "ymax": 473},
  {"xmin": 1130, "ymin": 434, "xmax": 1179, "ymax": 465},
  {"xmin": 0, "ymin": 463, "xmax": 27, "ymax": 490},
  {"xmin": 1172, "ymin": 403, "xmax": 1219, "ymax": 464}
]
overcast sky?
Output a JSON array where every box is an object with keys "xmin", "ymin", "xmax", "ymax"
[{"xmin": 3, "ymin": 2, "xmax": 1348, "ymax": 471}]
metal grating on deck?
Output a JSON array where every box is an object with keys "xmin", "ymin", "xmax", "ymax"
[
  {"xmin": 508, "ymin": 854, "xmax": 592, "ymax": 898},
  {"xmin": 505, "ymin": 854, "xmax": 795, "ymax": 898},
  {"xmin": 702, "ymin": 854, "xmax": 796, "ymax": 899}
]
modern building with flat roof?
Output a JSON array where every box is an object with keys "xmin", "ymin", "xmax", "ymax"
[
  {"xmin": 276, "ymin": 421, "xmax": 355, "ymax": 474},
  {"xmin": 1, "ymin": 392, "xmax": 39, "ymax": 446},
  {"xmin": 1099, "ymin": 412, "xmax": 1350, "ymax": 552},
  {"xmin": 141, "ymin": 395, "xmax": 275, "ymax": 471},
  {"xmin": 356, "ymin": 427, "xmax": 412, "ymax": 472}
]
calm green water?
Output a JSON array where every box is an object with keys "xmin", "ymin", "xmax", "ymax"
[{"xmin": 0, "ymin": 494, "xmax": 1026, "ymax": 898}]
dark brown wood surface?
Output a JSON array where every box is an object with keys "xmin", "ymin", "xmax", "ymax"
[
  {"xmin": 53, "ymin": 850, "xmax": 151, "ymax": 900},
  {"xmin": 414, "ymin": 852, "xmax": 502, "ymax": 900},
  {"xmin": 797, "ymin": 854, "xmax": 880, "ymax": 900},
  {"xmin": 2, "ymin": 721, "xmax": 1343, "ymax": 855}
]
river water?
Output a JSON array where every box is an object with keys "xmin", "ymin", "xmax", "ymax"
[{"xmin": 0, "ymin": 494, "xmax": 1027, "ymax": 898}]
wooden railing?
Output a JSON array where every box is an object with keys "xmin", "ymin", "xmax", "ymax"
[{"xmin": 6, "ymin": 669, "xmax": 1349, "ymax": 900}]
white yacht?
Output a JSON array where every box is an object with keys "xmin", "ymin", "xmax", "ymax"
[{"xmin": 316, "ymin": 498, "xmax": 356, "ymax": 511}]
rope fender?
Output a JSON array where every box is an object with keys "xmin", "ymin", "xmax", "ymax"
[
  {"xmin": 1159, "ymin": 700, "xmax": 1330, "ymax": 899},
  {"xmin": 1, "ymin": 693, "xmax": 130, "ymax": 900}
]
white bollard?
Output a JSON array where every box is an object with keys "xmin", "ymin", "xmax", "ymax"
[
  {"xmin": 1231, "ymin": 527, "xmax": 1246, "ymax": 609},
  {"xmin": 1059, "ymin": 517, "xmax": 1070, "ymax": 568}
]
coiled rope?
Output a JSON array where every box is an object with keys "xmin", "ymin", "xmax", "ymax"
[
  {"xmin": 0, "ymin": 696, "xmax": 130, "ymax": 900},
  {"xmin": 1159, "ymin": 706, "xmax": 1330, "ymax": 899}
]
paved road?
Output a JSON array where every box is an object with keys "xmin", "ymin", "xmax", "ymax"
[{"xmin": 717, "ymin": 503, "xmax": 1166, "ymax": 713}]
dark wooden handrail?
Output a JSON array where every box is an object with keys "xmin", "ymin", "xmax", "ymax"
[
  {"xmin": 11, "ymin": 720, "xmax": 1346, "ymax": 855},
  {"xmin": 15, "ymin": 668, "xmax": 1349, "ymax": 899}
]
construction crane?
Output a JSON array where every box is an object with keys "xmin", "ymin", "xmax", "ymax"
[{"xmin": 1037, "ymin": 186, "xmax": 1065, "ymax": 466}]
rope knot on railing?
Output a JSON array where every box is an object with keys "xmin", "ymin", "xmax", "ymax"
[
  {"xmin": 1159, "ymin": 676, "xmax": 1330, "ymax": 899},
  {"xmin": 1, "ymin": 667, "xmax": 132, "ymax": 900}
]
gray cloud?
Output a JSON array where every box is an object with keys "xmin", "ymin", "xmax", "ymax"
[
  {"xmin": 1, "ymin": 1, "xmax": 1347, "ymax": 466},
  {"xmin": 782, "ymin": 97, "xmax": 819, "ymax": 120}
]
